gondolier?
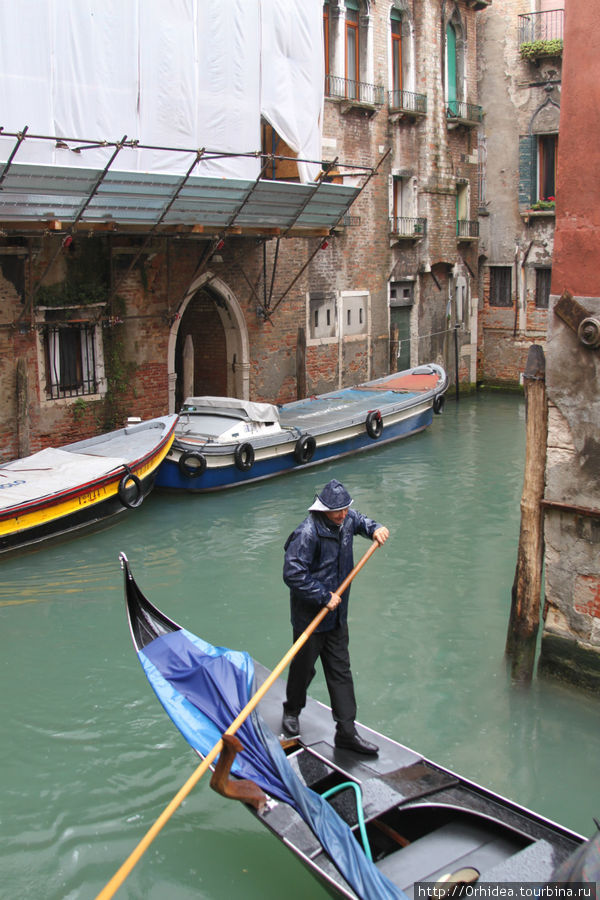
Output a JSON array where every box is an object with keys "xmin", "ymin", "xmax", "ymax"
[{"xmin": 281, "ymin": 479, "xmax": 389, "ymax": 755}]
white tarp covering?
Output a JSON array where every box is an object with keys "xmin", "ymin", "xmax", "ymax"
[
  {"xmin": 0, "ymin": 448, "xmax": 125, "ymax": 508},
  {"xmin": 181, "ymin": 396, "xmax": 281, "ymax": 423},
  {"xmin": 0, "ymin": 0, "xmax": 323, "ymax": 182}
]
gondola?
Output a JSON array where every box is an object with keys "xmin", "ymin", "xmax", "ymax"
[{"xmin": 121, "ymin": 554, "xmax": 588, "ymax": 899}]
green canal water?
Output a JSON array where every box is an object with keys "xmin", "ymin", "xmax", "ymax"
[{"xmin": 1, "ymin": 393, "xmax": 599, "ymax": 900}]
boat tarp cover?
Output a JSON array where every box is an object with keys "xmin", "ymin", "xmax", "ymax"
[
  {"xmin": 139, "ymin": 628, "xmax": 407, "ymax": 900},
  {"xmin": 181, "ymin": 396, "xmax": 280, "ymax": 423},
  {"xmin": 0, "ymin": 448, "xmax": 125, "ymax": 509}
]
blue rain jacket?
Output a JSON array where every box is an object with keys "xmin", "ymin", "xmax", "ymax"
[{"xmin": 283, "ymin": 509, "xmax": 380, "ymax": 633}]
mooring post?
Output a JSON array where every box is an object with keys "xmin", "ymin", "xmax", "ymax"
[
  {"xmin": 296, "ymin": 325, "xmax": 306, "ymax": 401},
  {"xmin": 454, "ymin": 324, "xmax": 460, "ymax": 402},
  {"xmin": 506, "ymin": 344, "xmax": 547, "ymax": 682}
]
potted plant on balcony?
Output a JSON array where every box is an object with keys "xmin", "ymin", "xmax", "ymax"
[
  {"xmin": 520, "ymin": 39, "xmax": 563, "ymax": 60},
  {"xmin": 530, "ymin": 196, "xmax": 555, "ymax": 212}
]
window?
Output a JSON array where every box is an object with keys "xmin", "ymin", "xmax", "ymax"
[
  {"xmin": 535, "ymin": 268, "xmax": 552, "ymax": 309},
  {"xmin": 323, "ymin": 2, "xmax": 330, "ymax": 81},
  {"xmin": 345, "ymin": 3, "xmax": 359, "ymax": 99},
  {"xmin": 43, "ymin": 322, "xmax": 98, "ymax": 399},
  {"xmin": 538, "ymin": 134, "xmax": 557, "ymax": 201},
  {"xmin": 342, "ymin": 292, "xmax": 368, "ymax": 336},
  {"xmin": 309, "ymin": 293, "xmax": 337, "ymax": 340},
  {"xmin": 391, "ymin": 10, "xmax": 402, "ymax": 97},
  {"xmin": 392, "ymin": 175, "xmax": 408, "ymax": 220},
  {"xmin": 519, "ymin": 131, "xmax": 558, "ymax": 208},
  {"xmin": 38, "ymin": 305, "xmax": 106, "ymax": 401},
  {"xmin": 489, "ymin": 267, "xmax": 513, "ymax": 308},
  {"xmin": 446, "ymin": 22, "xmax": 458, "ymax": 115}
]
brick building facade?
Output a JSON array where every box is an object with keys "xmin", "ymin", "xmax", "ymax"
[{"xmin": 0, "ymin": 0, "xmax": 489, "ymax": 459}]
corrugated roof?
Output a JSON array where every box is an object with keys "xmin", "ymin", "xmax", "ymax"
[{"xmin": 0, "ymin": 163, "xmax": 359, "ymax": 234}]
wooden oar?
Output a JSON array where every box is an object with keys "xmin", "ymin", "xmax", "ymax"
[{"xmin": 95, "ymin": 539, "xmax": 381, "ymax": 900}]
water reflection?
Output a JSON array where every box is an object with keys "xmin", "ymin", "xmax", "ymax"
[{"xmin": 1, "ymin": 394, "xmax": 598, "ymax": 900}]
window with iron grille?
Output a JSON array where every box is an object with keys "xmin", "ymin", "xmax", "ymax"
[
  {"xmin": 535, "ymin": 267, "xmax": 552, "ymax": 309},
  {"xmin": 489, "ymin": 267, "xmax": 513, "ymax": 307},
  {"xmin": 44, "ymin": 323, "xmax": 97, "ymax": 399},
  {"xmin": 41, "ymin": 318, "xmax": 102, "ymax": 400}
]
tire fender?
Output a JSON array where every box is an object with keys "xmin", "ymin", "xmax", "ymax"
[
  {"xmin": 118, "ymin": 471, "xmax": 144, "ymax": 509},
  {"xmin": 178, "ymin": 451, "xmax": 207, "ymax": 478},
  {"xmin": 293, "ymin": 434, "xmax": 316, "ymax": 465},
  {"xmin": 365, "ymin": 409, "xmax": 383, "ymax": 440},
  {"xmin": 234, "ymin": 442, "xmax": 255, "ymax": 472}
]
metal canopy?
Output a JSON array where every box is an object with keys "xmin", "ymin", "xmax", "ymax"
[{"xmin": 0, "ymin": 162, "xmax": 360, "ymax": 234}]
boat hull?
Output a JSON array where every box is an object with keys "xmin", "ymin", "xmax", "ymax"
[
  {"xmin": 155, "ymin": 365, "xmax": 447, "ymax": 493},
  {"xmin": 0, "ymin": 416, "xmax": 177, "ymax": 555},
  {"xmin": 156, "ymin": 403, "xmax": 433, "ymax": 492}
]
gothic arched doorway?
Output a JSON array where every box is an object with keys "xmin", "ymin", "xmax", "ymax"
[{"xmin": 167, "ymin": 272, "xmax": 249, "ymax": 413}]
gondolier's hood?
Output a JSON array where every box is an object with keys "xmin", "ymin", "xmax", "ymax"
[{"xmin": 308, "ymin": 479, "xmax": 353, "ymax": 512}]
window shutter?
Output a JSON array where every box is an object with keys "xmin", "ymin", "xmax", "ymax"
[{"xmin": 518, "ymin": 135, "xmax": 537, "ymax": 207}]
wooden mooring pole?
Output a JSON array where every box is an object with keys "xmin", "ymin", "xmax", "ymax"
[
  {"xmin": 296, "ymin": 325, "xmax": 306, "ymax": 401},
  {"xmin": 506, "ymin": 344, "xmax": 548, "ymax": 682}
]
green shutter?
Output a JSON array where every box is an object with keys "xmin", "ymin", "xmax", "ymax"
[
  {"xmin": 518, "ymin": 135, "xmax": 537, "ymax": 208},
  {"xmin": 446, "ymin": 23, "xmax": 457, "ymax": 114}
]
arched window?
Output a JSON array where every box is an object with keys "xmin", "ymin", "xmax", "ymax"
[
  {"xmin": 446, "ymin": 22, "xmax": 458, "ymax": 115},
  {"xmin": 345, "ymin": 0, "xmax": 360, "ymax": 98},
  {"xmin": 391, "ymin": 8, "xmax": 403, "ymax": 98}
]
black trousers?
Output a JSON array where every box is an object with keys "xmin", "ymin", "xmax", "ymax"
[{"xmin": 284, "ymin": 625, "xmax": 357, "ymax": 736}]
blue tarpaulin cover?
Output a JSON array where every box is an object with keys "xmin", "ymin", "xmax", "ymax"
[{"xmin": 140, "ymin": 628, "xmax": 407, "ymax": 900}]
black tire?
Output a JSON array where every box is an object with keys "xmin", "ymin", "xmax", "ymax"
[
  {"xmin": 365, "ymin": 409, "xmax": 383, "ymax": 440},
  {"xmin": 234, "ymin": 442, "xmax": 255, "ymax": 472},
  {"xmin": 433, "ymin": 395, "xmax": 445, "ymax": 415},
  {"xmin": 293, "ymin": 434, "xmax": 316, "ymax": 465},
  {"xmin": 118, "ymin": 472, "xmax": 144, "ymax": 509},
  {"xmin": 178, "ymin": 451, "xmax": 207, "ymax": 478}
]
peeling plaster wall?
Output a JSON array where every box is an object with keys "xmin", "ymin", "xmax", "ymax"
[
  {"xmin": 476, "ymin": 1, "xmax": 562, "ymax": 385},
  {"xmin": 538, "ymin": 0, "xmax": 600, "ymax": 689},
  {"xmin": 541, "ymin": 300, "xmax": 600, "ymax": 689}
]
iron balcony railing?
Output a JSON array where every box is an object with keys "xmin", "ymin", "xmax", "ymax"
[
  {"xmin": 325, "ymin": 74, "xmax": 385, "ymax": 107},
  {"xmin": 388, "ymin": 89, "xmax": 427, "ymax": 116},
  {"xmin": 456, "ymin": 219, "xmax": 479, "ymax": 239},
  {"xmin": 447, "ymin": 100, "xmax": 483, "ymax": 124},
  {"xmin": 390, "ymin": 216, "xmax": 427, "ymax": 237},
  {"xmin": 518, "ymin": 9, "xmax": 564, "ymax": 45}
]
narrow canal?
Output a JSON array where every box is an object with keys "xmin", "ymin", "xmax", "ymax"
[{"xmin": 1, "ymin": 393, "xmax": 599, "ymax": 900}]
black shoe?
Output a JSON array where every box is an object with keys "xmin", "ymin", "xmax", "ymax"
[
  {"xmin": 334, "ymin": 732, "xmax": 379, "ymax": 756},
  {"xmin": 282, "ymin": 712, "xmax": 300, "ymax": 737}
]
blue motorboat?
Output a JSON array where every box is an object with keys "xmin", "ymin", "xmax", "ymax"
[{"xmin": 154, "ymin": 364, "xmax": 448, "ymax": 492}]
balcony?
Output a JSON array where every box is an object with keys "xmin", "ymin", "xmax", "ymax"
[
  {"xmin": 456, "ymin": 219, "xmax": 479, "ymax": 241},
  {"xmin": 325, "ymin": 74, "xmax": 385, "ymax": 114},
  {"xmin": 519, "ymin": 9, "xmax": 564, "ymax": 61},
  {"xmin": 390, "ymin": 216, "xmax": 427, "ymax": 240},
  {"xmin": 446, "ymin": 100, "xmax": 483, "ymax": 128},
  {"xmin": 388, "ymin": 89, "xmax": 427, "ymax": 121}
]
